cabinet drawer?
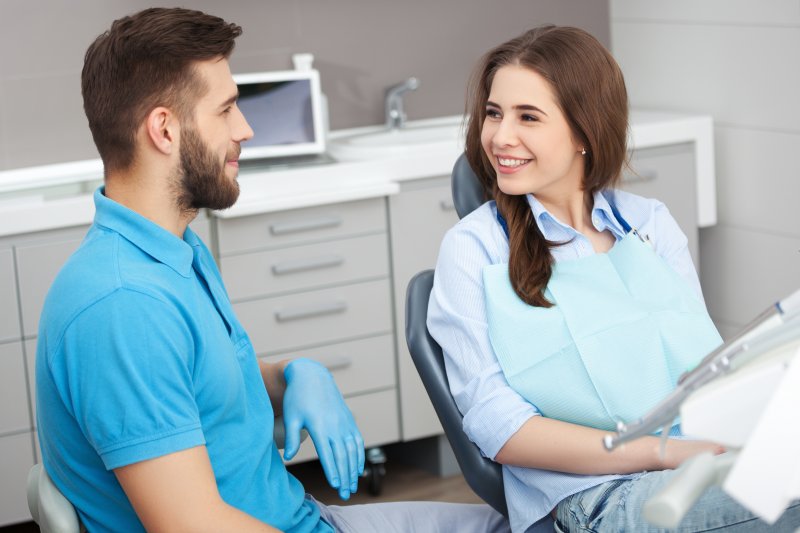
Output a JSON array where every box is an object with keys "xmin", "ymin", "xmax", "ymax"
[
  {"xmin": 234, "ymin": 279, "xmax": 392, "ymax": 355},
  {"xmin": 16, "ymin": 236, "xmax": 84, "ymax": 337},
  {"xmin": 0, "ymin": 432, "xmax": 35, "ymax": 525},
  {"xmin": 222, "ymin": 233, "xmax": 389, "ymax": 301},
  {"xmin": 217, "ymin": 198, "xmax": 387, "ymax": 256},
  {"xmin": 0, "ymin": 249, "xmax": 19, "ymax": 342},
  {"xmin": 261, "ymin": 334, "xmax": 395, "ymax": 397},
  {"xmin": 286, "ymin": 388, "xmax": 399, "ymax": 464},
  {"xmin": 0, "ymin": 342, "xmax": 30, "ymax": 434}
]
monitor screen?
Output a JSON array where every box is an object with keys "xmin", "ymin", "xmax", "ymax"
[{"xmin": 234, "ymin": 70, "xmax": 325, "ymax": 160}]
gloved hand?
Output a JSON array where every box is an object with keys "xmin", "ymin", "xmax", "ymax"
[{"xmin": 282, "ymin": 358, "xmax": 365, "ymax": 500}]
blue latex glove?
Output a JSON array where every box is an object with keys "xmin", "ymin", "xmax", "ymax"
[{"xmin": 282, "ymin": 358, "xmax": 365, "ymax": 500}]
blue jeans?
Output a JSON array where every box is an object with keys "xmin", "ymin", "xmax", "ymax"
[{"xmin": 554, "ymin": 469, "xmax": 800, "ymax": 532}]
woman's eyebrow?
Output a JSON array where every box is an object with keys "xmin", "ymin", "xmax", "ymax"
[
  {"xmin": 485, "ymin": 101, "xmax": 548, "ymax": 116},
  {"xmin": 514, "ymin": 104, "xmax": 547, "ymax": 116}
]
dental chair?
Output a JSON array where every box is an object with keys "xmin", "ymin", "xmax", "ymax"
[
  {"xmin": 27, "ymin": 417, "xmax": 300, "ymax": 533},
  {"xmin": 404, "ymin": 153, "xmax": 555, "ymax": 531}
]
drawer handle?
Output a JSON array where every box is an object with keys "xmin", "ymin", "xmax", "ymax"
[
  {"xmin": 270, "ymin": 215, "xmax": 343, "ymax": 236},
  {"xmin": 319, "ymin": 355, "xmax": 353, "ymax": 372},
  {"xmin": 440, "ymin": 199, "xmax": 456, "ymax": 211},
  {"xmin": 275, "ymin": 301, "xmax": 348, "ymax": 322},
  {"xmin": 272, "ymin": 255, "xmax": 344, "ymax": 276},
  {"xmin": 623, "ymin": 169, "xmax": 658, "ymax": 183}
]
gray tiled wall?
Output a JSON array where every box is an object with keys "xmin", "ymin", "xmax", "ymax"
[
  {"xmin": 611, "ymin": 0, "xmax": 800, "ymax": 336},
  {"xmin": 0, "ymin": 0, "xmax": 609, "ymax": 171}
]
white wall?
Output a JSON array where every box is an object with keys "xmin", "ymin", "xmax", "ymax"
[{"xmin": 611, "ymin": 0, "xmax": 800, "ymax": 338}]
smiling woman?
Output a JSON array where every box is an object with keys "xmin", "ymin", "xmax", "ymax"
[
  {"xmin": 464, "ymin": 25, "xmax": 628, "ymax": 308},
  {"xmin": 426, "ymin": 24, "xmax": 800, "ymax": 533}
]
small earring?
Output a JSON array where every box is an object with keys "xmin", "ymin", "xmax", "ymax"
[{"xmin": 581, "ymin": 148, "xmax": 586, "ymax": 155}]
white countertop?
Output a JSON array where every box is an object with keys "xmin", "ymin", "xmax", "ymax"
[{"xmin": 0, "ymin": 110, "xmax": 716, "ymax": 237}]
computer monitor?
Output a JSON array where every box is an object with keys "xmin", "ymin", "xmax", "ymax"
[{"xmin": 234, "ymin": 69, "xmax": 325, "ymax": 160}]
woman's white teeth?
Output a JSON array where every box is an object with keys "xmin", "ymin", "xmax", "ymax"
[{"xmin": 498, "ymin": 157, "xmax": 529, "ymax": 167}]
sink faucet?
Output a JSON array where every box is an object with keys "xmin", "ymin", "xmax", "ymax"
[{"xmin": 385, "ymin": 77, "xmax": 419, "ymax": 130}]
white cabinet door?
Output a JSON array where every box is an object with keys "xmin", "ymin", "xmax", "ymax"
[{"xmin": 389, "ymin": 177, "xmax": 460, "ymax": 440}]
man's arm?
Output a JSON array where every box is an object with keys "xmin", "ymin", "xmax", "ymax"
[
  {"xmin": 115, "ymin": 445, "xmax": 282, "ymax": 532},
  {"xmin": 259, "ymin": 359, "xmax": 291, "ymax": 415}
]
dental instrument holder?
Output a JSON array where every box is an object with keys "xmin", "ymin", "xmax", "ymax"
[
  {"xmin": 601, "ymin": 287, "xmax": 800, "ymax": 528},
  {"xmin": 603, "ymin": 286, "xmax": 800, "ymax": 451}
]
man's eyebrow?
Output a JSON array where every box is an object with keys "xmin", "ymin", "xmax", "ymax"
[{"xmin": 219, "ymin": 92, "xmax": 239, "ymax": 109}]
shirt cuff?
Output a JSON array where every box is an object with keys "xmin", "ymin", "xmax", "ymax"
[{"xmin": 462, "ymin": 387, "xmax": 539, "ymax": 460}]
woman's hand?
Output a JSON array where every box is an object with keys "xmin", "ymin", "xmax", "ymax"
[{"xmin": 658, "ymin": 439, "xmax": 726, "ymax": 470}]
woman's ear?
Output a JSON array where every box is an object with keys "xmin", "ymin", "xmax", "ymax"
[{"xmin": 144, "ymin": 107, "xmax": 178, "ymax": 156}]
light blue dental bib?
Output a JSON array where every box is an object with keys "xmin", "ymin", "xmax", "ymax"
[{"xmin": 484, "ymin": 226, "xmax": 723, "ymax": 432}]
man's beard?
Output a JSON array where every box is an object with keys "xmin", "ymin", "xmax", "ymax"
[{"xmin": 173, "ymin": 126, "xmax": 240, "ymax": 212}]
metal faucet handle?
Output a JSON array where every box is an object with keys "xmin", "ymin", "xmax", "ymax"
[
  {"xmin": 385, "ymin": 77, "xmax": 419, "ymax": 130},
  {"xmin": 386, "ymin": 77, "xmax": 420, "ymax": 95}
]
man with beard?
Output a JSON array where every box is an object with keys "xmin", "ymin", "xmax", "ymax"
[{"xmin": 35, "ymin": 7, "xmax": 509, "ymax": 533}]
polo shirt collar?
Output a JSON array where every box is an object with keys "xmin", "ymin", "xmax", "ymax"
[{"xmin": 93, "ymin": 186, "xmax": 195, "ymax": 278}]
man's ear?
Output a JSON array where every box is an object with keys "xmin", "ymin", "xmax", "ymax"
[{"xmin": 144, "ymin": 106, "xmax": 178, "ymax": 156}]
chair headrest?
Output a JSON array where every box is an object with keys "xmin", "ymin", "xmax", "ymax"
[{"xmin": 451, "ymin": 153, "xmax": 486, "ymax": 219}]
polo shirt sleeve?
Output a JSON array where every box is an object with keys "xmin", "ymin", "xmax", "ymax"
[{"xmin": 50, "ymin": 288, "xmax": 205, "ymax": 470}]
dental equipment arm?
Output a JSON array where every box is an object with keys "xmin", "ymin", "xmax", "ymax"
[
  {"xmin": 642, "ymin": 451, "xmax": 737, "ymax": 528},
  {"xmin": 603, "ymin": 287, "xmax": 800, "ymax": 451}
]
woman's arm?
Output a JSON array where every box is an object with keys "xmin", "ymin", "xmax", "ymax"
[{"xmin": 496, "ymin": 416, "xmax": 724, "ymax": 475}]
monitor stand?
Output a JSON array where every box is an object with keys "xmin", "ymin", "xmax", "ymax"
[{"xmin": 240, "ymin": 153, "xmax": 336, "ymax": 173}]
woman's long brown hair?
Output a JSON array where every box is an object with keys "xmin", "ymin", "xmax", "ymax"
[{"xmin": 465, "ymin": 25, "xmax": 629, "ymax": 307}]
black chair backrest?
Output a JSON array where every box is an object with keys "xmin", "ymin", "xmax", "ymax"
[
  {"xmin": 405, "ymin": 270, "xmax": 509, "ymax": 518},
  {"xmin": 451, "ymin": 153, "xmax": 486, "ymax": 218}
]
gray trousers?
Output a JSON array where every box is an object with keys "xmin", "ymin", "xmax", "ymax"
[{"xmin": 313, "ymin": 496, "xmax": 511, "ymax": 532}]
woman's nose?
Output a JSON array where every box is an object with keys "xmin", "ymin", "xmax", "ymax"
[{"xmin": 491, "ymin": 118, "xmax": 518, "ymax": 148}]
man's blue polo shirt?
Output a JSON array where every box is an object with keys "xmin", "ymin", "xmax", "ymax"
[{"xmin": 36, "ymin": 187, "xmax": 329, "ymax": 532}]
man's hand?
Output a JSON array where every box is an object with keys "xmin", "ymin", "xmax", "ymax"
[{"xmin": 282, "ymin": 358, "xmax": 365, "ymax": 500}]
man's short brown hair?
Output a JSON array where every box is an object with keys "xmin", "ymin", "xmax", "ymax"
[{"xmin": 81, "ymin": 7, "xmax": 242, "ymax": 173}]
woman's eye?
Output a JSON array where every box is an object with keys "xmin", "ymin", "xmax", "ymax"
[
  {"xmin": 485, "ymin": 108, "xmax": 501, "ymax": 119},
  {"xmin": 521, "ymin": 114, "xmax": 538, "ymax": 122}
]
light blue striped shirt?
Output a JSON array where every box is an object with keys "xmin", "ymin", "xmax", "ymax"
[{"xmin": 427, "ymin": 189, "xmax": 703, "ymax": 532}]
